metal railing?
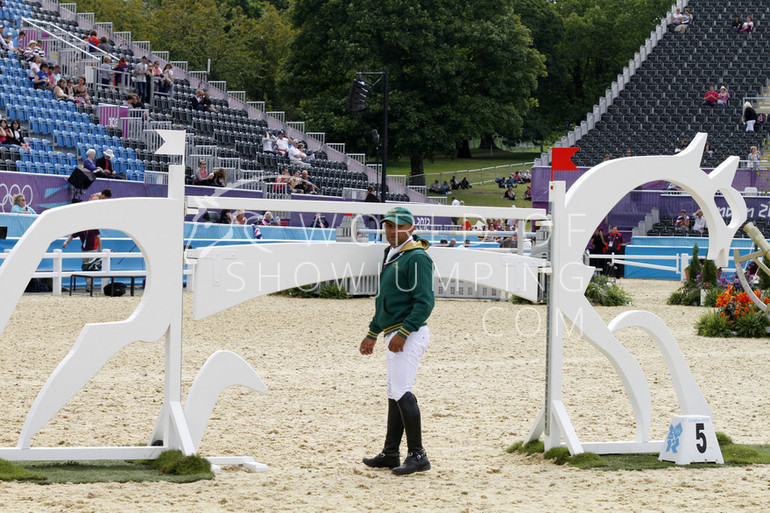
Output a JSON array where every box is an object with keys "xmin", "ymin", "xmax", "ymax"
[{"xmin": 423, "ymin": 162, "xmax": 534, "ymax": 186}]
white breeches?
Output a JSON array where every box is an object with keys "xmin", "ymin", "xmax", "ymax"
[{"xmin": 385, "ymin": 326, "xmax": 430, "ymax": 400}]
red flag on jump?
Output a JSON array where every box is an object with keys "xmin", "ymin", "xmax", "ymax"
[{"xmin": 551, "ymin": 147, "xmax": 579, "ymax": 171}]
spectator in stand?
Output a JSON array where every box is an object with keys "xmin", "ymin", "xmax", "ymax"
[
  {"xmin": 288, "ymin": 169, "xmax": 303, "ymax": 192},
  {"xmin": 98, "ymin": 36, "xmax": 114, "ymax": 54},
  {"xmin": 675, "ymin": 139, "xmax": 689, "ymax": 153},
  {"xmin": 364, "ymin": 184, "xmax": 379, "ymax": 202},
  {"xmin": 45, "ymin": 66, "xmax": 55, "ymax": 90},
  {"xmin": 668, "ymin": 7, "xmax": 684, "ymax": 30},
  {"xmin": 28, "ymin": 55, "xmax": 41, "ymax": 78},
  {"xmin": 675, "ymin": 209, "xmax": 690, "ymax": 231},
  {"xmin": 674, "ymin": 8, "xmax": 692, "ymax": 33},
  {"xmin": 120, "ymin": 94, "xmax": 138, "ymax": 110},
  {"xmin": 11, "ymin": 193, "xmax": 36, "ymax": 214},
  {"xmin": 603, "ymin": 154, "xmax": 611, "ymax": 161},
  {"xmin": 0, "ymin": 119, "xmax": 13, "ymax": 146},
  {"xmin": 209, "ymin": 168, "xmax": 227, "ymax": 187},
  {"xmin": 288, "ymin": 141, "xmax": 312, "ymax": 167},
  {"xmin": 33, "ymin": 41, "xmax": 45, "ymax": 61},
  {"xmin": 133, "ymin": 56, "xmax": 149, "ymax": 102},
  {"xmin": 160, "ymin": 64, "xmax": 174, "ymax": 93},
  {"xmin": 740, "ymin": 16, "xmax": 754, "ymax": 33},
  {"xmin": 86, "ymin": 30, "xmax": 99, "ymax": 53},
  {"xmin": 312, "ymin": 213, "xmax": 329, "ymax": 228},
  {"xmin": 32, "ymin": 63, "xmax": 51, "ymax": 90},
  {"xmin": 605, "ymin": 225, "xmax": 623, "ymax": 276},
  {"xmin": 502, "ymin": 186, "xmax": 516, "ymax": 201},
  {"xmin": 193, "ymin": 159, "xmax": 213, "ymax": 185},
  {"xmin": 99, "ymin": 56, "xmax": 112, "ymax": 88},
  {"xmin": 261, "ymin": 130, "xmax": 277, "ymax": 153},
  {"xmin": 74, "ymin": 76, "xmax": 91, "ymax": 105},
  {"xmin": 114, "ymin": 57, "xmax": 130, "ymax": 88},
  {"xmin": 748, "ymin": 145, "xmax": 761, "ymax": 170},
  {"xmin": 274, "ymin": 130, "xmax": 289, "ymax": 156},
  {"xmin": 191, "ymin": 89, "xmax": 206, "ymax": 110},
  {"xmin": 732, "ymin": 15, "xmax": 742, "ymax": 32},
  {"xmin": 702, "ymin": 85, "xmax": 718, "ymax": 107},
  {"xmin": 51, "ymin": 65, "xmax": 62, "ymax": 84},
  {"xmin": 54, "ymin": 78, "xmax": 76, "ymax": 102},
  {"xmin": 7, "ymin": 119, "xmax": 24, "ymax": 146},
  {"xmin": 233, "ymin": 210, "xmax": 248, "ymax": 225},
  {"xmin": 743, "ymin": 101, "xmax": 758, "ymax": 132},
  {"xmin": 219, "ymin": 209, "xmax": 233, "ymax": 224},
  {"xmin": 459, "ymin": 177, "xmax": 472, "ymax": 189},
  {"xmin": 717, "ymin": 86, "xmax": 730, "ymax": 107},
  {"xmin": 301, "ymin": 170, "xmax": 317, "ymax": 194},
  {"xmin": 22, "ymin": 41, "xmax": 36, "ymax": 61},
  {"xmin": 524, "ymin": 185, "xmax": 532, "ymax": 201},
  {"xmin": 275, "ymin": 167, "xmax": 294, "ymax": 193},
  {"xmin": 202, "ymin": 91, "xmax": 218, "ymax": 112},
  {"xmin": 704, "ymin": 142, "xmax": 714, "ymax": 158},
  {"xmin": 261, "ymin": 211, "xmax": 275, "ymax": 226},
  {"xmin": 429, "ymin": 180, "xmax": 441, "ymax": 193},
  {"xmin": 692, "ymin": 210, "xmax": 707, "ymax": 234},
  {"xmin": 95, "ymin": 149, "xmax": 124, "ymax": 179}
]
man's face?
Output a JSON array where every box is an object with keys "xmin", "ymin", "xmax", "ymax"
[{"xmin": 384, "ymin": 220, "xmax": 414, "ymax": 248}]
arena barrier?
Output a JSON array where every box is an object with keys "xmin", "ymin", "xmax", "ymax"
[{"xmin": 0, "ymin": 130, "xmax": 739, "ymax": 469}]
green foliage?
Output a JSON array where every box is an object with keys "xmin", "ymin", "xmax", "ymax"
[
  {"xmin": 318, "ymin": 282, "xmax": 350, "ymax": 299},
  {"xmin": 716, "ymin": 432, "xmax": 733, "ymax": 448},
  {"xmin": 280, "ymin": 286, "xmax": 317, "ymax": 298},
  {"xmin": 279, "ymin": 0, "xmax": 545, "ymax": 175},
  {"xmin": 544, "ymin": 447, "xmax": 571, "ymax": 465},
  {"xmin": 734, "ymin": 311, "xmax": 770, "ymax": 338},
  {"xmin": 701, "ymin": 259, "xmax": 718, "ymax": 289},
  {"xmin": 688, "ymin": 244, "xmax": 702, "ymax": 284},
  {"xmin": 150, "ymin": 450, "xmax": 212, "ymax": 476},
  {"xmin": 702, "ymin": 287, "xmax": 722, "ymax": 308},
  {"xmin": 569, "ymin": 452, "xmax": 607, "ymax": 469},
  {"xmin": 667, "ymin": 284, "xmax": 700, "ymax": 306},
  {"xmin": 695, "ymin": 310, "xmax": 733, "ymax": 338},
  {"xmin": 506, "ymin": 440, "xmax": 544, "ymax": 454},
  {"xmin": 759, "ymin": 256, "xmax": 770, "ymax": 291},
  {"xmin": 584, "ymin": 274, "xmax": 632, "ymax": 306},
  {"xmin": 0, "ymin": 458, "xmax": 46, "ymax": 481}
]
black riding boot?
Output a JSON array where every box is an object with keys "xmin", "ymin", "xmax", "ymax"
[
  {"xmin": 392, "ymin": 392, "xmax": 431, "ymax": 475},
  {"xmin": 363, "ymin": 399, "xmax": 403, "ymax": 468}
]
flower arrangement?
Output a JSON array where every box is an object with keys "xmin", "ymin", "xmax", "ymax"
[{"xmin": 715, "ymin": 286, "xmax": 762, "ymax": 323}]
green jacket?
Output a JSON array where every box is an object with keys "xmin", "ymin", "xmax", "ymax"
[{"xmin": 366, "ymin": 235, "xmax": 435, "ymax": 340}]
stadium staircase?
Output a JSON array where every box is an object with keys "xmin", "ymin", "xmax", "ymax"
[
  {"xmin": 1, "ymin": 0, "xmax": 421, "ymax": 202},
  {"xmin": 545, "ymin": 0, "xmax": 770, "ymax": 168}
]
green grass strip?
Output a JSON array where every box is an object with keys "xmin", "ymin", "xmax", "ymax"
[{"xmin": 0, "ymin": 458, "xmax": 46, "ymax": 481}]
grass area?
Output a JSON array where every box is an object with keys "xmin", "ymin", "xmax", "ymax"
[
  {"xmin": 507, "ymin": 433, "xmax": 770, "ymax": 471},
  {"xmin": 0, "ymin": 451, "xmax": 214, "ymax": 484},
  {"xmin": 429, "ymin": 181, "xmax": 533, "ymax": 209},
  {"xmin": 382, "ymin": 151, "xmax": 540, "ymax": 176}
]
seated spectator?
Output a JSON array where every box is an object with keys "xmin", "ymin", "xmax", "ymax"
[
  {"xmin": 274, "ymin": 130, "xmax": 289, "ymax": 156},
  {"xmin": 51, "ymin": 65, "xmax": 62, "ymax": 84},
  {"xmin": 692, "ymin": 209, "xmax": 707, "ymax": 233},
  {"xmin": 27, "ymin": 55, "xmax": 42, "ymax": 79},
  {"xmin": 261, "ymin": 211, "xmax": 275, "ymax": 226},
  {"xmin": 160, "ymin": 64, "xmax": 174, "ymax": 93},
  {"xmin": 99, "ymin": 56, "xmax": 113, "ymax": 87},
  {"xmin": 99, "ymin": 36, "xmax": 114, "ymax": 54},
  {"xmin": 748, "ymin": 145, "xmax": 761, "ymax": 170},
  {"xmin": 364, "ymin": 184, "xmax": 379, "ymax": 202},
  {"xmin": 32, "ymin": 63, "xmax": 51, "ymax": 90},
  {"xmin": 503, "ymin": 186, "xmax": 516, "ymax": 201},
  {"xmin": 288, "ymin": 142, "xmax": 313, "ymax": 166},
  {"xmin": 202, "ymin": 91, "xmax": 218, "ymax": 112},
  {"xmin": 6, "ymin": 119, "xmax": 24, "ymax": 146},
  {"xmin": 22, "ymin": 41, "xmax": 37, "ymax": 61},
  {"xmin": 219, "ymin": 209, "xmax": 233, "ymax": 224},
  {"xmin": 450, "ymin": 176, "xmax": 459, "ymax": 189},
  {"xmin": 674, "ymin": 8, "xmax": 692, "ymax": 33},
  {"xmin": 604, "ymin": 154, "xmax": 611, "ymax": 161},
  {"xmin": 675, "ymin": 139, "xmax": 688, "ymax": 153},
  {"xmin": 11, "ymin": 193, "xmax": 36, "ymax": 214},
  {"xmin": 429, "ymin": 180, "xmax": 442, "ymax": 193},
  {"xmin": 441, "ymin": 181, "xmax": 451, "ymax": 194},
  {"xmin": 121, "ymin": 94, "xmax": 137, "ymax": 109},
  {"xmin": 289, "ymin": 170, "xmax": 303, "ymax": 192},
  {"xmin": 262, "ymin": 130, "xmax": 277, "ymax": 153},
  {"xmin": 740, "ymin": 16, "xmax": 754, "ymax": 33},
  {"xmin": 675, "ymin": 209, "xmax": 690, "ymax": 231},
  {"xmin": 54, "ymin": 78, "xmax": 76, "ymax": 102},
  {"xmin": 65, "ymin": 78, "xmax": 76, "ymax": 97},
  {"xmin": 86, "ymin": 30, "xmax": 99, "ymax": 53},
  {"xmin": 312, "ymin": 213, "xmax": 329, "ymax": 228},
  {"xmin": 301, "ymin": 170, "xmax": 317, "ymax": 194},
  {"xmin": 192, "ymin": 160, "xmax": 211, "ymax": 185},
  {"xmin": 460, "ymin": 177, "xmax": 472, "ymax": 189},
  {"xmin": 82, "ymin": 149, "xmax": 101, "ymax": 174},
  {"xmin": 704, "ymin": 142, "xmax": 715, "ymax": 158},
  {"xmin": 524, "ymin": 185, "xmax": 532, "ymax": 201},
  {"xmin": 191, "ymin": 89, "xmax": 206, "ymax": 110},
  {"xmin": 94, "ymin": 149, "xmax": 125, "ymax": 179},
  {"xmin": 732, "ymin": 15, "xmax": 742, "ymax": 32},
  {"xmin": 74, "ymin": 76, "xmax": 91, "ymax": 105},
  {"xmin": 0, "ymin": 119, "xmax": 12, "ymax": 146},
  {"xmin": 717, "ymin": 86, "xmax": 730, "ymax": 106},
  {"xmin": 233, "ymin": 210, "xmax": 248, "ymax": 225},
  {"xmin": 668, "ymin": 8, "xmax": 684, "ymax": 30},
  {"xmin": 209, "ymin": 168, "xmax": 226, "ymax": 187},
  {"xmin": 702, "ymin": 86, "xmax": 718, "ymax": 107},
  {"xmin": 743, "ymin": 101, "xmax": 758, "ymax": 131}
]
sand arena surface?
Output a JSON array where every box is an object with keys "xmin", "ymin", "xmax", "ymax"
[{"xmin": 0, "ymin": 279, "xmax": 769, "ymax": 512}]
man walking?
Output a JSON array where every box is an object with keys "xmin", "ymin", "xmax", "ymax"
[{"xmin": 360, "ymin": 206, "xmax": 434, "ymax": 475}]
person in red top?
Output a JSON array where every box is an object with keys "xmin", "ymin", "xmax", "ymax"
[
  {"xmin": 86, "ymin": 30, "xmax": 99, "ymax": 53},
  {"xmin": 702, "ymin": 86, "xmax": 718, "ymax": 107}
]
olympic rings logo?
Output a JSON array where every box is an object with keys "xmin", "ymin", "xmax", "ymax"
[{"xmin": 0, "ymin": 183, "xmax": 34, "ymax": 212}]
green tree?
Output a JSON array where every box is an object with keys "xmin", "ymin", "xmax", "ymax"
[{"xmin": 279, "ymin": 0, "xmax": 544, "ymax": 181}]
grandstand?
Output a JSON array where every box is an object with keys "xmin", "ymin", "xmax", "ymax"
[
  {"xmin": 0, "ymin": 0, "xmax": 418, "ymax": 205},
  {"xmin": 551, "ymin": 0, "xmax": 770, "ymax": 168}
]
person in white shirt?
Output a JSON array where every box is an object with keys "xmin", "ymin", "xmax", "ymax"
[
  {"xmin": 274, "ymin": 130, "xmax": 289, "ymax": 155},
  {"xmin": 692, "ymin": 210, "xmax": 707, "ymax": 233},
  {"xmin": 262, "ymin": 131, "xmax": 277, "ymax": 153}
]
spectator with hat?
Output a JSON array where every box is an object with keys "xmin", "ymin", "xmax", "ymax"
[
  {"xmin": 95, "ymin": 149, "xmax": 124, "ymax": 179},
  {"xmin": 274, "ymin": 130, "xmax": 289, "ymax": 156}
]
